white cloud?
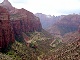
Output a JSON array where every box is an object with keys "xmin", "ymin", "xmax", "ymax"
[
  {"xmin": 0, "ymin": 0, "xmax": 80, "ymax": 16},
  {"xmin": 10, "ymin": 0, "xmax": 27, "ymax": 3},
  {"xmin": 24, "ymin": 0, "xmax": 80, "ymax": 15}
]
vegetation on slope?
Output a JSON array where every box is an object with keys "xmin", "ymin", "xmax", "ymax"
[
  {"xmin": 0, "ymin": 31, "xmax": 79, "ymax": 60},
  {"xmin": 0, "ymin": 31, "xmax": 54, "ymax": 60},
  {"xmin": 53, "ymin": 39, "xmax": 80, "ymax": 60},
  {"xmin": 41, "ymin": 32, "xmax": 80, "ymax": 60}
]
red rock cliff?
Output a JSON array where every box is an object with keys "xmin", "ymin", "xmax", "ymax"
[
  {"xmin": 10, "ymin": 8, "xmax": 42, "ymax": 32},
  {"xmin": 10, "ymin": 8, "xmax": 42, "ymax": 41},
  {"xmin": 0, "ymin": 6, "xmax": 14, "ymax": 51},
  {"xmin": 0, "ymin": 0, "xmax": 42, "ymax": 42}
]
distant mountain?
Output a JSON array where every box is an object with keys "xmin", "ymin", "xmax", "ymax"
[
  {"xmin": 47, "ymin": 14, "xmax": 80, "ymax": 36},
  {"xmin": 35, "ymin": 13, "xmax": 61, "ymax": 29}
]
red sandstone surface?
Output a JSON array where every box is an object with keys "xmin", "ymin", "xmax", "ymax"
[
  {"xmin": 0, "ymin": 0, "xmax": 42, "ymax": 50},
  {"xmin": 0, "ymin": 6, "xmax": 14, "ymax": 50}
]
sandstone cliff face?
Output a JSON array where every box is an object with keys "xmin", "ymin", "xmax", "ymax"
[
  {"xmin": 0, "ymin": 6, "xmax": 14, "ymax": 51},
  {"xmin": 10, "ymin": 8, "xmax": 42, "ymax": 41},
  {"xmin": 0, "ymin": 0, "xmax": 42, "ymax": 32},
  {"xmin": 0, "ymin": 0, "xmax": 42, "ymax": 42}
]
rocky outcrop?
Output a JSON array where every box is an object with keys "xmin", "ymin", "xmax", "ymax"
[{"xmin": 0, "ymin": 6, "xmax": 14, "ymax": 51}]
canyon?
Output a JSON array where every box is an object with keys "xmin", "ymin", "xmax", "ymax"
[{"xmin": 0, "ymin": 0, "xmax": 80, "ymax": 60}]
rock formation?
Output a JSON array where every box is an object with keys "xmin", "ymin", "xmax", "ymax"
[
  {"xmin": 10, "ymin": 8, "xmax": 42, "ymax": 41},
  {"xmin": 0, "ymin": 0, "xmax": 42, "ymax": 42},
  {"xmin": 0, "ymin": 6, "xmax": 14, "ymax": 51}
]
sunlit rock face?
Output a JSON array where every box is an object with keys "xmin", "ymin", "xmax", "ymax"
[{"xmin": 0, "ymin": 6, "xmax": 15, "ymax": 51}]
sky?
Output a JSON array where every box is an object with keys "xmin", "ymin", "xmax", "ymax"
[{"xmin": 0, "ymin": 0, "xmax": 80, "ymax": 16}]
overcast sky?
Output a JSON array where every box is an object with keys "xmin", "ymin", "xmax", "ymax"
[{"xmin": 0, "ymin": 0, "xmax": 80, "ymax": 16}]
